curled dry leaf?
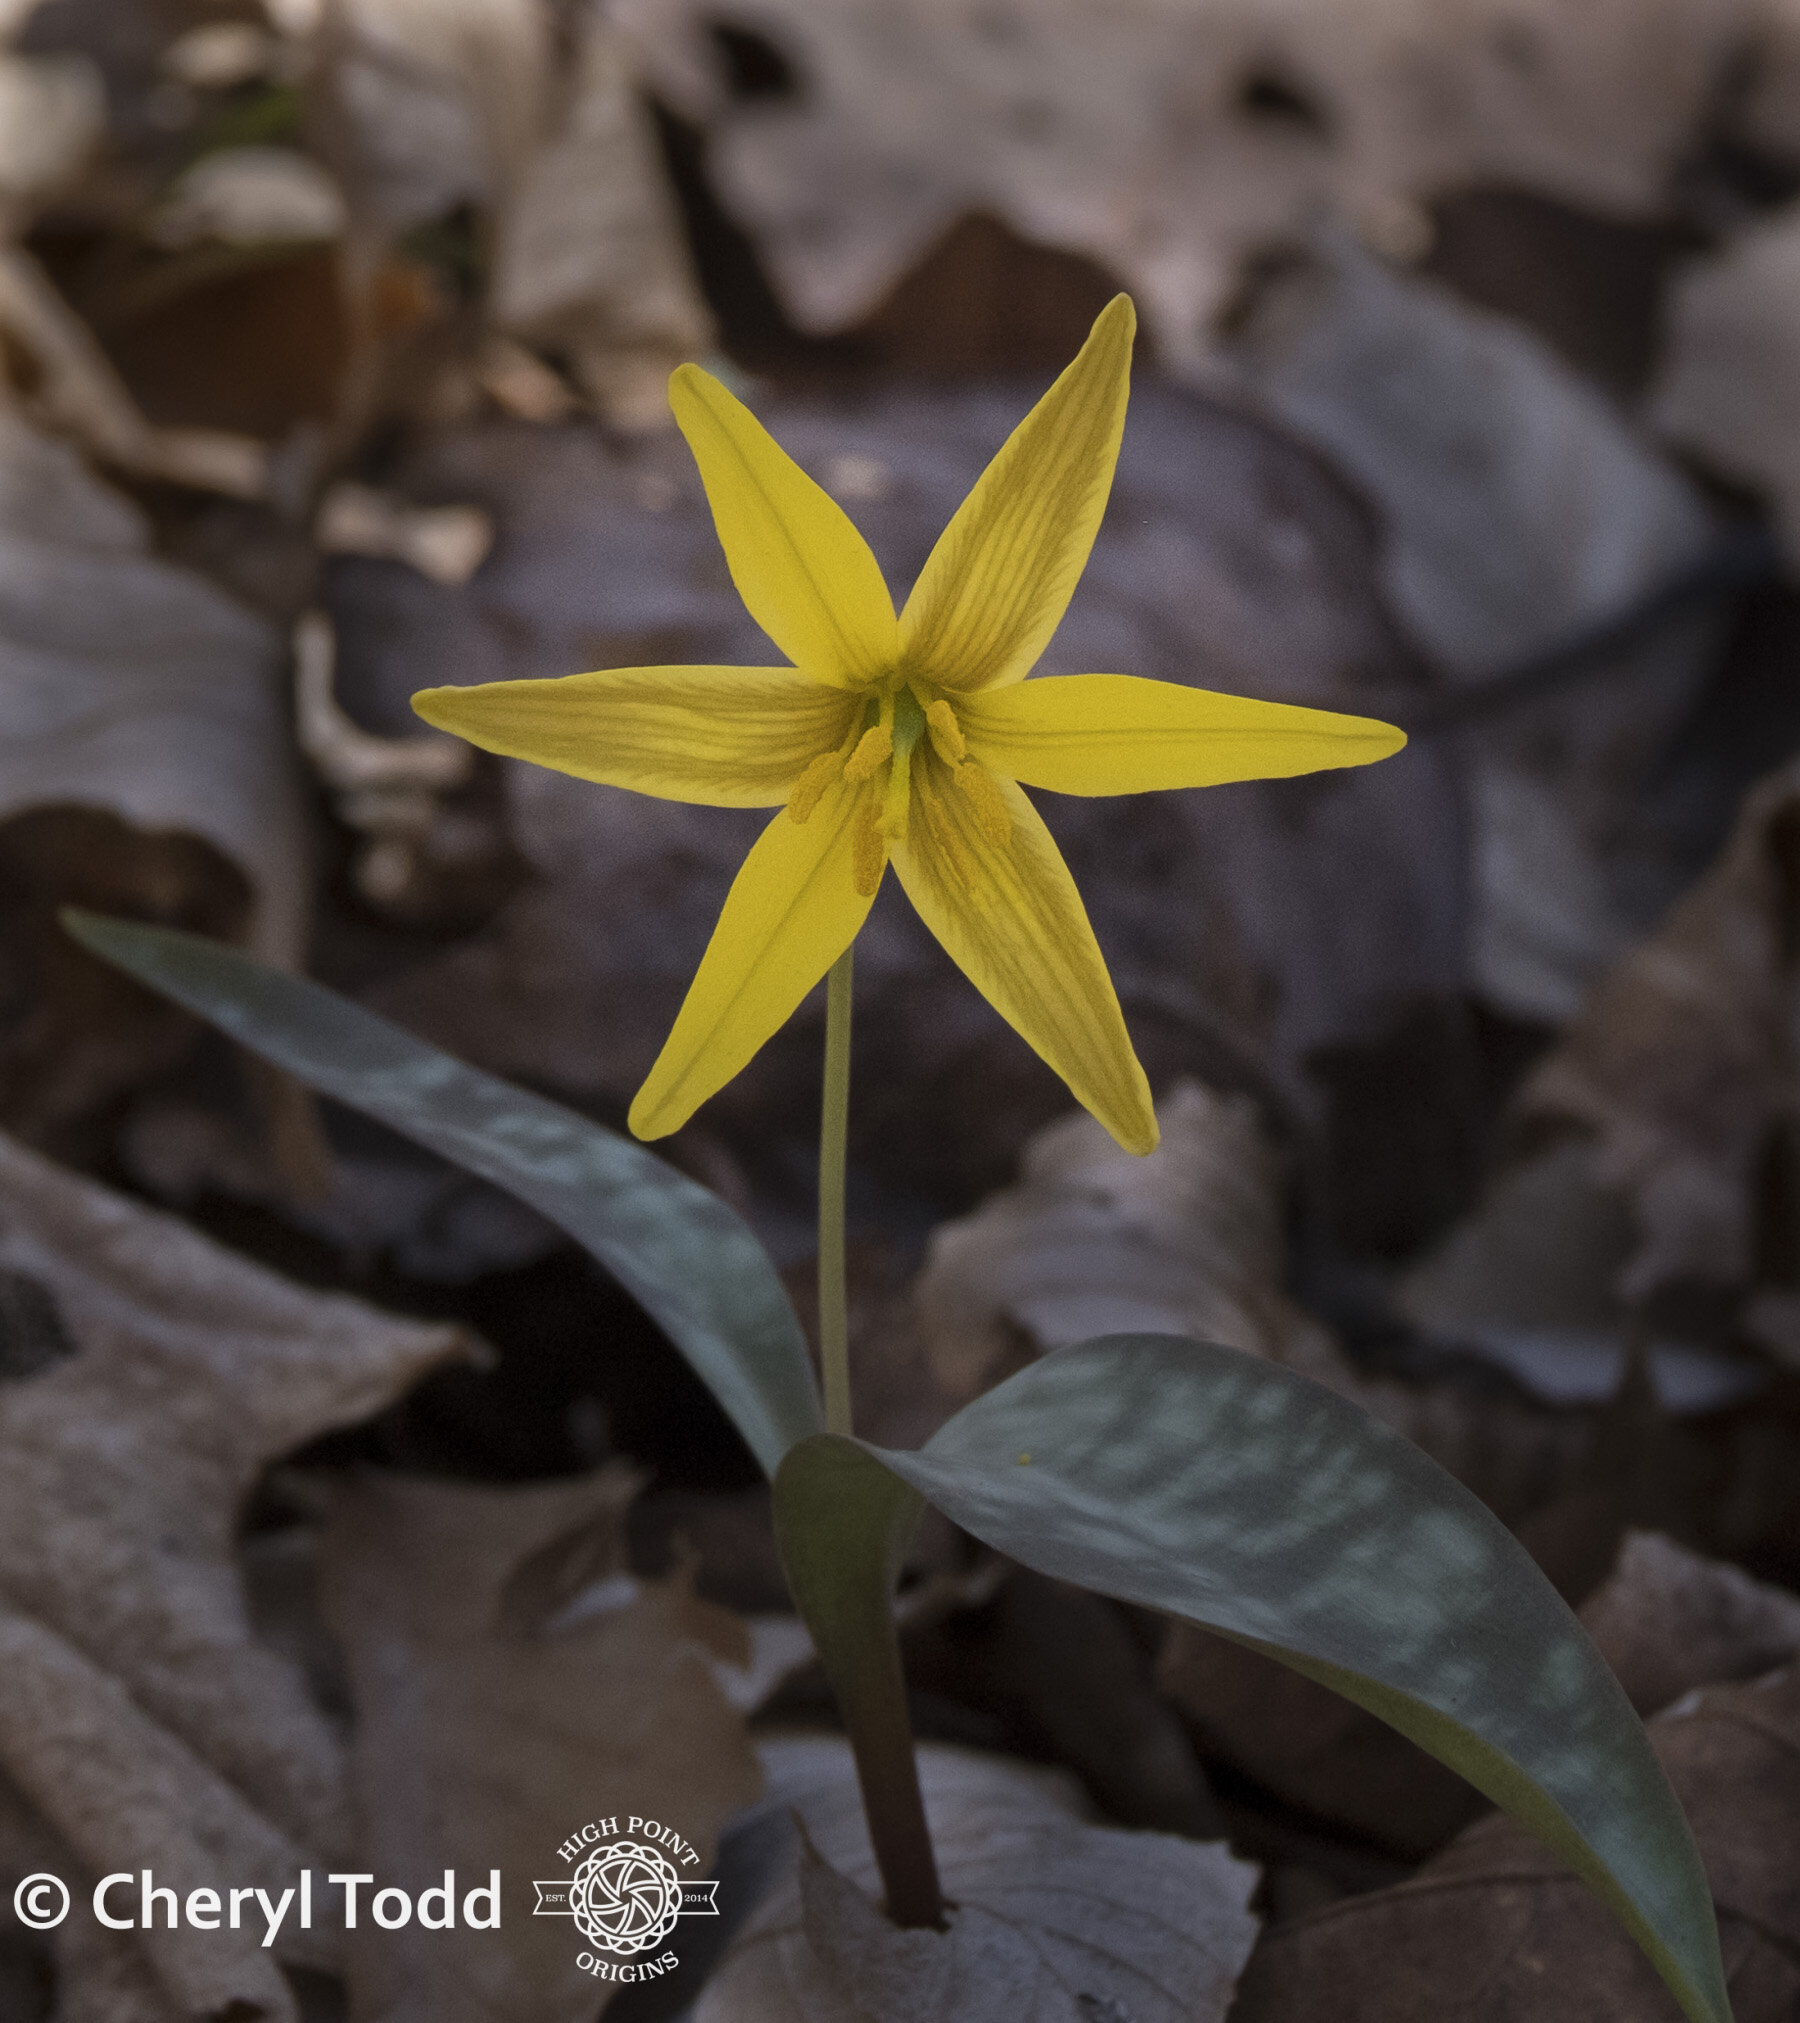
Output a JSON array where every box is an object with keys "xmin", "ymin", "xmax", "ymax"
[
  {"xmin": 319, "ymin": 1466, "xmax": 763, "ymax": 2023},
  {"xmin": 0, "ymin": 1129, "xmax": 471, "ymax": 2022},
  {"xmin": 618, "ymin": 0, "xmax": 1762, "ymax": 362},
  {"xmin": 315, "ymin": 484, "xmax": 494, "ymax": 585},
  {"xmin": 915, "ymin": 1080, "xmax": 1336, "ymax": 1406},
  {"xmin": 696, "ymin": 1735, "xmax": 1258, "ymax": 2023},
  {"xmin": 0, "ymin": 245, "xmax": 268, "ymax": 498},
  {"xmin": 1394, "ymin": 1139, "xmax": 1767, "ymax": 1411},
  {"xmin": 488, "ymin": 0, "xmax": 713, "ymax": 429},
  {"xmin": 1, "ymin": 244, "xmax": 270, "ymax": 495},
  {"xmin": 0, "ymin": 413, "xmax": 305, "ymax": 1143},
  {"xmin": 293, "ymin": 608, "xmax": 490, "ymax": 918},
  {"xmin": 315, "ymin": 0, "xmax": 549, "ymax": 250},
  {"xmin": 0, "ymin": 29, "xmax": 268, "ymax": 500},
  {"xmin": 1231, "ymin": 1659, "xmax": 1800, "ymax": 2023},
  {"xmin": 1578, "ymin": 1531, "xmax": 1800, "ymax": 1719},
  {"xmin": 911, "ymin": 1079, "xmax": 1586, "ymax": 1507},
  {"xmin": 1515, "ymin": 749, "xmax": 1800, "ymax": 1344},
  {"xmin": 315, "ymin": 0, "xmax": 709, "ymax": 421}
]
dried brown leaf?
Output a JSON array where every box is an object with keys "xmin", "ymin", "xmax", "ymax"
[
  {"xmin": 488, "ymin": 0, "xmax": 712, "ymax": 429},
  {"xmin": 315, "ymin": 0, "xmax": 549, "ymax": 249},
  {"xmin": 314, "ymin": 485, "xmax": 493, "ymax": 585},
  {"xmin": 0, "ymin": 237, "xmax": 269, "ymax": 497},
  {"xmin": 1232, "ymin": 236, "xmax": 1721, "ymax": 1024},
  {"xmin": 618, "ymin": 0, "xmax": 1755, "ymax": 363},
  {"xmin": 1157, "ymin": 1624, "xmax": 1489, "ymax": 1863},
  {"xmin": 0, "ymin": 411, "xmax": 306, "ymax": 1143},
  {"xmin": 319, "ymin": 1467, "xmax": 763, "ymax": 2023},
  {"xmin": 1231, "ymin": 1660, "xmax": 1800, "ymax": 2023},
  {"xmin": 911, "ymin": 1079, "xmax": 1585, "ymax": 1496},
  {"xmin": 1515, "ymin": 750, "xmax": 1800, "ymax": 1325},
  {"xmin": 315, "ymin": 0, "xmax": 708, "ymax": 423},
  {"xmin": 914, "ymin": 1081, "xmax": 1335, "ymax": 1404},
  {"xmin": 924, "ymin": 1077, "xmax": 1596, "ymax": 1503},
  {"xmin": 0, "ymin": 1130, "xmax": 470, "ymax": 2021},
  {"xmin": 1393, "ymin": 1139, "xmax": 1766, "ymax": 1410},
  {"xmin": 696, "ymin": 1735, "xmax": 1258, "ymax": 2023},
  {"xmin": 1395, "ymin": 1140, "xmax": 1640, "ymax": 1396},
  {"xmin": 1652, "ymin": 202, "xmax": 1800, "ymax": 566},
  {"xmin": 1579, "ymin": 1531, "xmax": 1800, "ymax": 1719}
]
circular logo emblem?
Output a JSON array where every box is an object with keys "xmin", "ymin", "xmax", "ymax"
[{"xmin": 569, "ymin": 1841, "xmax": 682, "ymax": 1955}]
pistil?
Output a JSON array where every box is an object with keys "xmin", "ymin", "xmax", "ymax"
[{"xmin": 881, "ymin": 687, "xmax": 928, "ymax": 843}]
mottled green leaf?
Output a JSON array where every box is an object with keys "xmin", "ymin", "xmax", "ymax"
[
  {"xmin": 63, "ymin": 912, "xmax": 822, "ymax": 1475},
  {"xmin": 866, "ymin": 1334, "xmax": 1731, "ymax": 2023}
]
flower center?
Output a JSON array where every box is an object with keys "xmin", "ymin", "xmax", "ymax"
[{"xmin": 787, "ymin": 682, "xmax": 1010, "ymax": 897}]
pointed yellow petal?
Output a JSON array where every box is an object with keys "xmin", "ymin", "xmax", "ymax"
[
  {"xmin": 413, "ymin": 667, "xmax": 858, "ymax": 807},
  {"xmin": 670, "ymin": 365, "xmax": 898, "ymax": 685},
  {"xmin": 630, "ymin": 775, "xmax": 877, "ymax": 1138},
  {"xmin": 891, "ymin": 756, "xmax": 1156, "ymax": 1154},
  {"xmin": 959, "ymin": 675, "xmax": 1407, "ymax": 794},
  {"xmin": 899, "ymin": 295, "xmax": 1134, "ymax": 694}
]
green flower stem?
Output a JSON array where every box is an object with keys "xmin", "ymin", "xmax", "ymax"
[
  {"xmin": 819, "ymin": 945, "xmax": 854, "ymax": 1438},
  {"xmin": 836, "ymin": 1594, "xmax": 946, "ymax": 1930},
  {"xmin": 804, "ymin": 958, "xmax": 945, "ymax": 1926},
  {"xmin": 773, "ymin": 1436, "xmax": 946, "ymax": 1930}
]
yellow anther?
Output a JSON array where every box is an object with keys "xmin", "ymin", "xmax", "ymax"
[
  {"xmin": 852, "ymin": 803, "xmax": 887, "ymax": 896},
  {"xmin": 924, "ymin": 698, "xmax": 966, "ymax": 764},
  {"xmin": 788, "ymin": 750, "xmax": 845, "ymax": 823},
  {"xmin": 842, "ymin": 722, "xmax": 894, "ymax": 784},
  {"xmin": 954, "ymin": 761, "xmax": 1012, "ymax": 849},
  {"xmin": 787, "ymin": 749, "xmax": 844, "ymax": 824},
  {"xmin": 790, "ymin": 707, "xmax": 877, "ymax": 822}
]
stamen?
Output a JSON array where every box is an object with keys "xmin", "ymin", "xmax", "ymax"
[
  {"xmin": 924, "ymin": 698, "xmax": 966, "ymax": 764},
  {"xmin": 788, "ymin": 706, "xmax": 876, "ymax": 823},
  {"xmin": 787, "ymin": 749, "xmax": 844, "ymax": 824},
  {"xmin": 955, "ymin": 761, "xmax": 1013, "ymax": 848},
  {"xmin": 852, "ymin": 803, "xmax": 887, "ymax": 896},
  {"xmin": 842, "ymin": 723, "xmax": 893, "ymax": 784}
]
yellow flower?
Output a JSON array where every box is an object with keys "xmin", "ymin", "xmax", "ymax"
[{"xmin": 413, "ymin": 297, "xmax": 1404, "ymax": 1155}]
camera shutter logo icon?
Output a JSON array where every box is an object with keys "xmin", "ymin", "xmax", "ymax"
[{"xmin": 535, "ymin": 1826, "xmax": 718, "ymax": 1960}]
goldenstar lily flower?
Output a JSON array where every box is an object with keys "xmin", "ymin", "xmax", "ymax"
[{"xmin": 413, "ymin": 297, "xmax": 1404, "ymax": 1154}]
